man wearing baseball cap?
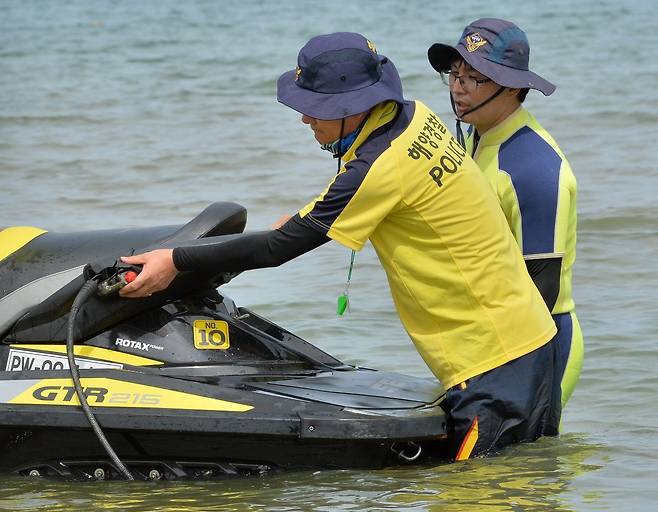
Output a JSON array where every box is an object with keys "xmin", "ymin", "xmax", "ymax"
[
  {"xmin": 428, "ymin": 19, "xmax": 583, "ymax": 422},
  {"xmin": 121, "ymin": 32, "xmax": 560, "ymax": 460}
]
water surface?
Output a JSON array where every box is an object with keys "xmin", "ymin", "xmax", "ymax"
[{"xmin": 1, "ymin": 0, "xmax": 657, "ymax": 510}]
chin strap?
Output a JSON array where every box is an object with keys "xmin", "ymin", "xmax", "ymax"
[
  {"xmin": 451, "ymin": 86, "xmax": 507, "ymax": 150},
  {"xmin": 336, "ymin": 117, "xmax": 345, "ymax": 170},
  {"xmin": 321, "ymin": 130, "xmax": 359, "ymax": 157},
  {"xmin": 321, "ymin": 117, "xmax": 366, "ymax": 158}
]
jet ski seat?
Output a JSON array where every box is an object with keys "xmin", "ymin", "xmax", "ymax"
[{"xmin": 0, "ymin": 202, "xmax": 247, "ymax": 337}]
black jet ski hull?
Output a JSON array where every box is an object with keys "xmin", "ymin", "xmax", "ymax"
[
  {"xmin": 0, "ymin": 429, "xmax": 432, "ymax": 479},
  {"xmin": 0, "ymin": 367, "xmax": 447, "ymax": 479},
  {"xmin": 0, "ymin": 203, "xmax": 448, "ymax": 479}
]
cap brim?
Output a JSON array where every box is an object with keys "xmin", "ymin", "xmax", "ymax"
[
  {"xmin": 456, "ymin": 46, "xmax": 556, "ymax": 96},
  {"xmin": 277, "ymin": 56, "xmax": 404, "ymax": 120},
  {"xmin": 427, "ymin": 43, "xmax": 461, "ymax": 73}
]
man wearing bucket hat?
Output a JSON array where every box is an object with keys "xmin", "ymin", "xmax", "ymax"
[
  {"xmin": 428, "ymin": 19, "xmax": 583, "ymax": 416},
  {"xmin": 120, "ymin": 32, "xmax": 561, "ymax": 460}
]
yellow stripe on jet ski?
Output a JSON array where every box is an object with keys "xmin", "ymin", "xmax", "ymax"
[
  {"xmin": 10, "ymin": 344, "xmax": 164, "ymax": 366},
  {"xmin": 0, "ymin": 227, "xmax": 47, "ymax": 262},
  {"xmin": 9, "ymin": 377, "xmax": 253, "ymax": 412}
]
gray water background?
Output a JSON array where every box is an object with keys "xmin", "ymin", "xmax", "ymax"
[{"xmin": 1, "ymin": 0, "xmax": 657, "ymax": 510}]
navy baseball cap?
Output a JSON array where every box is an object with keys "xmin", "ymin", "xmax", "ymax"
[
  {"xmin": 277, "ymin": 32, "xmax": 404, "ymax": 120},
  {"xmin": 427, "ymin": 18, "xmax": 556, "ymax": 96}
]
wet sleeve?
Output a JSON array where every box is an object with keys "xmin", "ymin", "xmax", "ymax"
[
  {"xmin": 525, "ymin": 257, "xmax": 562, "ymax": 311},
  {"xmin": 172, "ymin": 214, "xmax": 330, "ymax": 273}
]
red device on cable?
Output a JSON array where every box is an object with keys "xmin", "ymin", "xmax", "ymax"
[{"xmin": 96, "ymin": 267, "xmax": 141, "ymax": 296}]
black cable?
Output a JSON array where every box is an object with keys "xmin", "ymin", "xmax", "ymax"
[{"xmin": 67, "ymin": 279, "xmax": 134, "ymax": 481}]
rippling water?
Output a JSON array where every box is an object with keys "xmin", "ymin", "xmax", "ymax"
[{"xmin": 2, "ymin": 0, "xmax": 657, "ymax": 510}]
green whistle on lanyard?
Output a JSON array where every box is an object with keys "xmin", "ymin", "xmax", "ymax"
[
  {"xmin": 337, "ymin": 293, "xmax": 349, "ymax": 315},
  {"xmin": 336, "ymin": 250, "xmax": 355, "ymax": 316}
]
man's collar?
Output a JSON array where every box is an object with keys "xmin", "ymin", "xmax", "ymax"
[
  {"xmin": 342, "ymin": 101, "xmax": 399, "ymax": 161},
  {"xmin": 474, "ymin": 105, "xmax": 527, "ymax": 146}
]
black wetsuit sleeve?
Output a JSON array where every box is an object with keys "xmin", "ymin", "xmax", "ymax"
[
  {"xmin": 172, "ymin": 214, "xmax": 329, "ymax": 273},
  {"xmin": 525, "ymin": 257, "xmax": 562, "ymax": 312}
]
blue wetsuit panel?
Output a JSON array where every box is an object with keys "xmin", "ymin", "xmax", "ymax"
[{"xmin": 499, "ymin": 127, "xmax": 562, "ymax": 255}]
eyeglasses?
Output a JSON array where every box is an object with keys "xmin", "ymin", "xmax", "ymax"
[{"xmin": 440, "ymin": 71, "xmax": 492, "ymax": 92}]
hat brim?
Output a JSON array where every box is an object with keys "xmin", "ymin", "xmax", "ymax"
[
  {"xmin": 427, "ymin": 43, "xmax": 461, "ymax": 73},
  {"xmin": 427, "ymin": 42, "xmax": 556, "ymax": 96},
  {"xmin": 277, "ymin": 56, "xmax": 404, "ymax": 120}
]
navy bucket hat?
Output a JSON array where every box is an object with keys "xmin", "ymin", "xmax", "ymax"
[
  {"xmin": 277, "ymin": 32, "xmax": 404, "ymax": 120},
  {"xmin": 427, "ymin": 18, "xmax": 555, "ymax": 96}
]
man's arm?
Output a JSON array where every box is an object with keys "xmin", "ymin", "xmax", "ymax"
[
  {"xmin": 173, "ymin": 214, "xmax": 329, "ymax": 272},
  {"xmin": 120, "ymin": 214, "xmax": 329, "ymax": 298}
]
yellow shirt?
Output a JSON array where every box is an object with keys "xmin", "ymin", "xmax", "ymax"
[{"xmin": 300, "ymin": 100, "xmax": 556, "ymax": 389}]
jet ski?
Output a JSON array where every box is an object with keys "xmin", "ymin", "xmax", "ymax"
[{"xmin": 0, "ymin": 202, "xmax": 447, "ymax": 480}]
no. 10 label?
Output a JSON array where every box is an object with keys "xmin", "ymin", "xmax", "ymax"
[{"xmin": 193, "ymin": 320, "xmax": 230, "ymax": 350}]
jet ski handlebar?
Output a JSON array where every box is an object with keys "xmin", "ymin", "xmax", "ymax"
[{"xmin": 94, "ymin": 265, "xmax": 141, "ymax": 297}]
